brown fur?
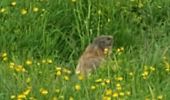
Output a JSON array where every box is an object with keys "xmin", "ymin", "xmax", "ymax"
[{"xmin": 76, "ymin": 35, "xmax": 113, "ymax": 75}]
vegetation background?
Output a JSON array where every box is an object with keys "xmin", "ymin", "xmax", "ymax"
[{"xmin": 0, "ymin": 0, "xmax": 170, "ymax": 100}]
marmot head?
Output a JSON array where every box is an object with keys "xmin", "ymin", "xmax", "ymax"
[{"xmin": 92, "ymin": 35, "xmax": 113, "ymax": 50}]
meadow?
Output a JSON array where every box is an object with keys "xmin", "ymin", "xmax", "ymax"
[{"xmin": 0, "ymin": 0, "xmax": 170, "ymax": 100}]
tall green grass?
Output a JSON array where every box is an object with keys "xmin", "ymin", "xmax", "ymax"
[{"xmin": 0, "ymin": 0, "xmax": 170, "ymax": 100}]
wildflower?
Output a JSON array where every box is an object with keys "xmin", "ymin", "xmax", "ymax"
[
  {"xmin": 112, "ymin": 92, "xmax": 118, "ymax": 98},
  {"xmin": 56, "ymin": 71, "xmax": 61, "ymax": 76},
  {"xmin": 26, "ymin": 77, "xmax": 31, "ymax": 83},
  {"xmin": 42, "ymin": 59, "xmax": 46, "ymax": 64},
  {"xmin": 129, "ymin": 72, "xmax": 134, "ymax": 76},
  {"xmin": 29, "ymin": 96, "xmax": 36, "ymax": 100},
  {"xmin": 71, "ymin": 0, "xmax": 76, "ymax": 2},
  {"xmin": 138, "ymin": 1, "xmax": 144, "ymax": 8},
  {"xmin": 115, "ymin": 76, "xmax": 123, "ymax": 81},
  {"xmin": 75, "ymin": 84, "xmax": 81, "ymax": 91},
  {"xmin": 2, "ymin": 52, "xmax": 7, "ymax": 57},
  {"xmin": 101, "ymin": 82, "xmax": 106, "ymax": 86},
  {"xmin": 64, "ymin": 75, "xmax": 69, "ymax": 81},
  {"xmin": 40, "ymin": 88, "xmax": 48, "ymax": 95},
  {"xmin": 55, "ymin": 89, "xmax": 60, "ymax": 93},
  {"xmin": 157, "ymin": 95, "xmax": 163, "ymax": 100},
  {"xmin": 98, "ymin": 10, "xmax": 102, "ymax": 15},
  {"xmin": 69, "ymin": 96, "xmax": 74, "ymax": 100},
  {"xmin": 11, "ymin": 1, "xmax": 17, "ymax": 6},
  {"xmin": 116, "ymin": 83, "xmax": 122, "ymax": 90},
  {"xmin": 119, "ymin": 91, "xmax": 125, "ymax": 96},
  {"xmin": 104, "ymin": 48, "xmax": 109, "ymax": 55},
  {"xmin": 33, "ymin": 7, "xmax": 39, "ymax": 12},
  {"xmin": 21, "ymin": 9, "xmax": 27, "ymax": 15},
  {"xmin": 95, "ymin": 78, "xmax": 103, "ymax": 83},
  {"xmin": 0, "ymin": 8, "xmax": 6, "ymax": 13},
  {"xmin": 117, "ymin": 47, "xmax": 124, "ymax": 52},
  {"xmin": 108, "ymin": 18, "xmax": 111, "ymax": 22},
  {"xmin": 56, "ymin": 67, "xmax": 62, "ymax": 71},
  {"xmin": 23, "ymin": 87, "xmax": 31, "ymax": 95},
  {"xmin": 105, "ymin": 79, "xmax": 111, "ymax": 84},
  {"xmin": 78, "ymin": 74, "xmax": 84, "ymax": 80},
  {"xmin": 53, "ymin": 97, "xmax": 58, "ymax": 100},
  {"xmin": 63, "ymin": 68, "xmax": 71, "ymax": 74},
  {"xmin": 102, "ymin": 96, "xmax": 111, "ymax": 100},
  {"xmin": 15, "ymin": 65, "xmax": 26, "ymax": 72},
  {"xmin": 26, "ymin": 60, "xmax": 32, "ymax": 65},
  {"xmin": 17, "ymin": 94, "xmax": 26, "ymax": 99},
  {"xmin": 3, "ymin": 57, "xmax": 8, "ymax": 61},
  {"xmin": 10, "ymin": 95, "xmax": 16, "ymax": 99},
  {"xmin": 37, "ymin": 62, "xmax": 40, "ymax": 66},
  {"xmin": 105, "ymin": 89, "xmax": 112, "ymax": 96},
  {"xmin": 125, "ymin": 91, "xmax": 131, "ymax": 96},
  {"xmin": 47, "ymin": 59, "xmax": 52, "ymax": 64},
  {"xmin": 91, "ymin": 85, "xmax": 96, "ymax": 90},
  {"xmin": 150, "ymin": 66, "xmax": 156, "ymax": 72},
  {"xmin": 9, "ymin": 62, "xmax": 15, "ymax": 69},
  {"xmin": 142, "ymin": 70, "xmax": 149, "ymax": 79}
]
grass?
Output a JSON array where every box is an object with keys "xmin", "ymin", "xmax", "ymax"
[{"xmin": 0, "ymin": 0, "xmax": 170, "ymax": 100}]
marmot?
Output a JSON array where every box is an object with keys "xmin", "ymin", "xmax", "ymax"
[{"xmin": 76, "ymin": 35, "xmax": 113, "ymax": 76}]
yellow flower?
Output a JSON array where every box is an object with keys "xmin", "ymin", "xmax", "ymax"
[
  {"xmin": 26, "ymin": 60, "xmax": 32, "ymax": 65},
  {"xmin": 105, "ymin": 89, "xmax": 112, "ymax": 96},
  {"xmin": 23, "ymin": 87, "xmax": 31, "ymax": 95},
  {"xmin": 90, "ymin": 85, "xmax": 96, "ymax": 90},
  {"xmin": 78, "ymin": 74, "xmax": 84, "ymax": 81},
  {"xmin": 104, "ymin": 48, "xmax": 109, "ymax": 55},
  {"xmin": 126, "ymin": 91, "xmax": 131, "ymax": 96},
  {"xmin": 95, "ymin": 78, "xmax": 103, "ymax": 83},
  {"xmin": 129, "ymin": 72, "xmax": 134, "ymax": 76},
  {"xmin": 105, "ymin": 79, "xmax": 111, "ymax": 84},
  {"xmin": 17, "ymin": 94, "xmax": 26, "ymax": 99},
  {"xmin": 56, "ymin": 71, "xmax": 61, "ymax": 76},
  {"xmin": 64, "ymin": 75, "xmax": 69, "ymax": 81},
  {"xmin": 142, "ymin": 70, "xmax": 149, "ymax": 79},
  {"xmin": 26, "ymin": 77, "xmax": 31, "ymax": 83},
  {"xmin": 42, "ymin": 59, "xmax": 46, "ymax": 64},
  {"xmin": 102, "ymin": 96, "xmax": 111, "ymax": 100},
  {"xmin": 0, "ymin": 8, "xmax": 6, "ymax": 13},
  {"xmin": 21, "ymin": 9, "xmax": 27, "ymax": 15},
  {"xmin": 47, "ymin": 59, "xmax": 52, "ymax": 64},
  {"xmin": 2, "ymin": 52, "xmax": 7, "ymax": 57},
  {"xmin": 3, "ymin": 57, "xmax": 8, "ymax": 61},
  {"xmin": 157, "ymin": 95, "xmax": 163, "ymax": 100},
  {"xmin": 9, "ymin": 62, "xmax": 15, "ymax": 69},
  {"xmin": 75, "ymin": 84, "xmax": 81, "ymax": 91},
  {"xmin": 55, "ymin": 89, "xmax": 60, "ymax": 93},
  {"xmin": 71, "ymin": 0, "xmax": 76, "ymax": 2},
  {"xmin": 69, "ymin": 96, "xmax": 74, "ymax": 100},
  {"xmin": 116, "ymin": 83, "xmax": 122, "ymax": 90},
  {"xmin": 15, "ymin": 65, "xmax": 26, "ymax": 72},
  {"xmin": 52, "ymin": 97, "xmax": 58, "ymax": 100},
  {"xmin": 10, "ymin": 95, "xmax": 16, "ymax": 99},
  {"xmin": 119, "ymin": 91, "xmax": 125, "ymax": 96},
  {"xmin": 101, "ymin": 82, "xmax": 106, "ymax": 86},
  {"xmin": 63, "ymin": 68, "xmax": 71, "ymax": 74},
  {"xmin": 11, "ymin": 1, "xmax": 17, "ymax": 6},
  {"xmin": 40, "ymin": 88, "xmax": 48, "ymax": 95},
  {"xmin": 112, "ymin": 92, "xmax": 118, "ymax": 97},
  {"xmin": 115, "ymin": 76, "xmax": 123, "ymax": 81},
  {"xmin": 33, "ymin": 7, "xmax": 39, "ymax": 12},
  {"xmin": 98, "ymin": 10, "xmax": 102, "ymax": 15},
  {"xmin": 56, "ymin": 67, "xmax": 62, "ymax": 71},
  {"xmin": 150, "ymin": 66, "xmax": 156, "ymax": 72}
]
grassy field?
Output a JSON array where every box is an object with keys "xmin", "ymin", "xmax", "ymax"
[{"xmin": 0, "ymin": 0, "xmax": 170, "ymax": 100}]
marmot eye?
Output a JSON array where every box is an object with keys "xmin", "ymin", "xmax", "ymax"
[{"xmin": 107, "ymin": 38, "xmax": 111, "ymax": 40}]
